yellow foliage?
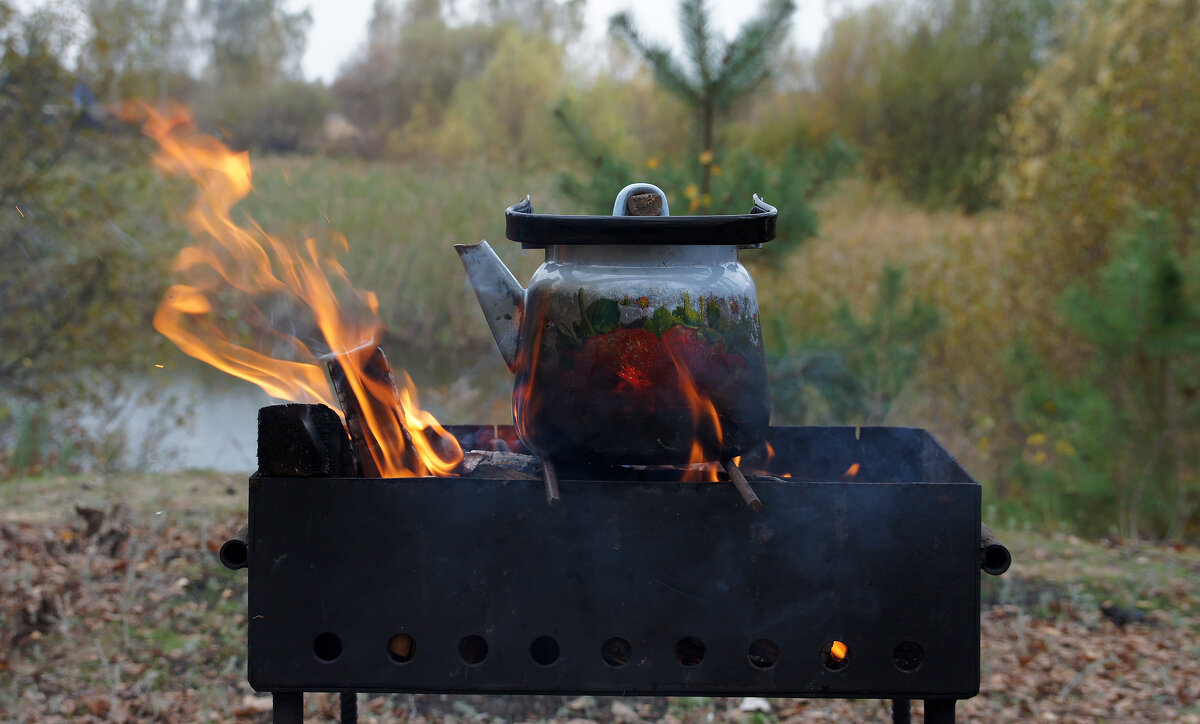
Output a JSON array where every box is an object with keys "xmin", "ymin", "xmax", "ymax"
[
  {"xmin": 419, "ymin": 28, "xmax": 567, "ymax": 169},
  {"xmin": 559, "ymin": 68, "xmax": 692, "ymax": 165},
  {"xmin": 756, "ymin": 177, "xmax": 1028, "ymax": 480},
  {"xmin": 1002, "ymin": 0, "xmax": 1200, "ymax": 291}
]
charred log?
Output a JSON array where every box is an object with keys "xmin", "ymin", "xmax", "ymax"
[
  {"xmin": 326, "ymin": 346, "xmax": 419, "ymax": 478},
  {"xmin": 256, "ymin": 403, "xmax": 356, "ymax": 478}
]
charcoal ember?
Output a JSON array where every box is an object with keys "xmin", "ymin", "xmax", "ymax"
[
  {"xmin": 460, "ymin": 450, "xmax": 542, "ymax": 480},
  {"xmin": 257, "ymin": 403, "xmax": 356, "ymax": 478}
]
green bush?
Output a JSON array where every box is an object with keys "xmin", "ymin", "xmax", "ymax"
[
  {"xmin": 767, "ymin": 264, "xmax": 940, "ymax": 425},
  {"xmin": 1011, "ymin": 215, "xmax": 1200, "ymax": 540}
]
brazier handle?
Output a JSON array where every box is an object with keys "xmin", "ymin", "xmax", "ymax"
[
  {"xmin": 220, "ymin": 525, "xmax": 249, "ymax": 570},
  {"xmin": 980, "ymin": 523, "xmax": 1011, "ymax": 576}
]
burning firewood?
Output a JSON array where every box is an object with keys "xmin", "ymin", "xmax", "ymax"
[
  {"xmin": 722, "ymin": 458, "xmax": 763, "ymax": 513},
  {"xmin": 326, "ymin": 346, "xmax": 420, "ymax": 477}
]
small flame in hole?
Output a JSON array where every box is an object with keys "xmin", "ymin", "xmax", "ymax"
[
  {"xmin": 125, "ymin": 102, "xmax": 461, "ymax": 477},
  {"xmin": 830, "ymin": 640, "xmax": 848, "ymax": 661},
  {"xmin": 844, "ymin": 463, "xmax": 861, "ymax": 478}
]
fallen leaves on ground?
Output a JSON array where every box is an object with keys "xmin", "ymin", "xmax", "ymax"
[{"xmin": 1, "ymin": 498, "xmax": 1199, "ymax": 722}]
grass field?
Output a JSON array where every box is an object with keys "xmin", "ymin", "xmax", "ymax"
[
  {"xmin": 2, "ymin": 472, "xmax": 1198, "ymax": 722},
  {"xmin": 149, "ymin": 158, "xmax": 1026, "ymax": 470}
]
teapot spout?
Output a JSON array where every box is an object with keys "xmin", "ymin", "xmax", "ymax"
[{"xmin": 455, "ymin": 240, "xmax": 524, "ymax": 371}]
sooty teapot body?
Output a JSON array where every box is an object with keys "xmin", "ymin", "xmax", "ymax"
[{"xmin": 456, "ymin": 183, "xmax": 775, "ymax": 465}]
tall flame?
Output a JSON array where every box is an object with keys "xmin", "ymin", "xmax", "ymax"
[
  {"xmin": 664, "ymin": 345, "xmax": 724, "ymax": 482},
  {"xmin": 130, "ymin": 102, "xmax": 461, "ymax": 477}
]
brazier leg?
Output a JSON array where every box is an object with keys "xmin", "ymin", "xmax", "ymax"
[
  {"xmin": 923, "ymin": 699, "xmax": 955, "ymax": 724},
  {"xmin": 273, "ymin": 691, "xmax": 303, "ymax": 723},
  {"xmin": 892, "ymin": 698, "xmax": 911, "ymax": 724}
]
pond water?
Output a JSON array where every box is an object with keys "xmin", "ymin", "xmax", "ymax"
[
  {"xmin": 106, "ymin": 360, "xmax": 512, "ymax": 474},
  {"xmin": 111, "ymin": 375, "xmax": 274, "ymax": 474}
]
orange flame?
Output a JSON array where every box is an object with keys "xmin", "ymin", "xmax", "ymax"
[
  {"xmin": 830, "ymin": 640, "xmax": 848, "ymax": 661},
  {"xmin": 844, "ymin": 462, "xmax": 861, "ymax": 478},
  {"xmin": 663, "ymin": 345, "xmax": 723, "ymax": 482},
  {"xmin": 129, "ymin": 102, "xmax": 460, "ymax": 477}
]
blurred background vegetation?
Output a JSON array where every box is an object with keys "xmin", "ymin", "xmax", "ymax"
[{"xmin": 1, "ymin": 0, "xmax": 1197, "ymax": 541}]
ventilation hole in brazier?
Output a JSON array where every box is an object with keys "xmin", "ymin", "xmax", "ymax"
[
  {"xmin": 530, "ymin": 636, "xmax": 560, "ymax": 665},
  {"xmin": 748, "ymin": 638, "xmax": 780, "ymax": 669},
  {"xmin": 313, "ymin": 632, "xmax": 342, "ymax": 662},
  {"xmin": 893, "ymin": 641, "xmax": 924, "ymax": 672},
  {"xmin": 459, "ymin": 635, "xmax": 488, "ymax": 665},
  {"xmin": 601, "ymin": 637, "xmax": 631, "ymax": 667},
  {"xmin": 820, "ymin": 640, "xmax": 850, "ymax": 671},
  {"xmin": 388, "ymin": 634, "xmax": 415, "ymax": 663},
  {"xmin": 675, "ymin": 636, "xmax": 706, "ymax": 667}
]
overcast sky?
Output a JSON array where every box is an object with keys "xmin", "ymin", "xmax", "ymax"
[{"xmin": 295, "ymin": 0, "xmax": 840, "ymax": 83}]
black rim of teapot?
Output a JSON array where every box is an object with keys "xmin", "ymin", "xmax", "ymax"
[{"xmin": 505, "ymin": 195, "xmax": 777, "ymax": 249}]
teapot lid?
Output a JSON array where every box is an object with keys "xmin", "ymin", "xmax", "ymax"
[{"xmin": 505, "ymin": 183, "xmax": 776, "ymax": 249}]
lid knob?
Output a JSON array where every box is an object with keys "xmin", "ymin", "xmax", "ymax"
[{"xmin": 612, "ymin": 183, "xmax": 670, "ymax": 217}]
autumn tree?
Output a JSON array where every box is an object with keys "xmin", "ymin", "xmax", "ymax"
[
  {"xmin": 191, "ymin": 0, "xmax": 327, "ymax": 151},
  {"xmin": 332, "ymin": 0, "xmax": 508, "ymax": 155},
  {"xmin": 78, "ymin": 0, "xmax": 194, "ymax": 104},
  {"xmin": 200, "ymin": 0, "xmax": 309, "ymax": 85},
  {"xmin": 1000, "ymin": 0, "xmax": 1200, "ymax": 539},
  {"xmin": 1, "ymin": 2, "xmax": 178, "ymax": 472},
  {"xmin": 810, "ymin": 0, "xmax": 1057, "ymax": 211}
]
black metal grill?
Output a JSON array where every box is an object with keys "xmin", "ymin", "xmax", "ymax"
[{"xmin": 224, "ymin": 414, "xmax": 1008, "ymax": 724}]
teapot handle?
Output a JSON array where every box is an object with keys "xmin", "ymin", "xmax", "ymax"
[{"xmin": 751, "ymin": 194, "xmax": 777, "ymax": 216}]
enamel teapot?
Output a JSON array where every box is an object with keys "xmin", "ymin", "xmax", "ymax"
[{"xmin": 456, "ymin": 183, "xmax": 775, "ymax": 465}]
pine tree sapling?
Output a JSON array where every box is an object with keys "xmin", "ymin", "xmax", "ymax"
[
  {"xmin": 767, "ymin": 264, "xmax": 940, "ymax": 425},
  {"xmin": 610, "ymin": 0, "xmax": 796, "ymax": 197},
  {"xmin": 1013, "ymin": 214, "xmax": 1200, "ymax": 540}
]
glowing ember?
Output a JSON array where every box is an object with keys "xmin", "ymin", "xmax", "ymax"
[
  {"xmin": 127, "ymin": 102, "xmax": 461, "ymax": 477},
  {"xmin": 844, "ymin": 462, "xmax": 861, "ymax": 478},
  {"xmin": 831, "ymin": 640, "xmax": 848, "ymax": 660}
]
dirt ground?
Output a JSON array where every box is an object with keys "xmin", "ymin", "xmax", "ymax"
[{"xmin": 2, "ymin": 473, "xmax": 1199, "ymax": 722}]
